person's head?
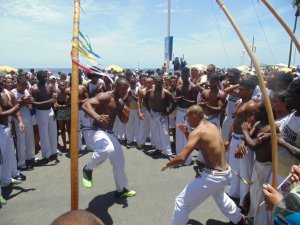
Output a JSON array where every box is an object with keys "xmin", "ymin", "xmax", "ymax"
[
  {"xmin": 226, "ymin": 68, "xmax": 241, "ymax": 85},
  {"xmin": 169, "ymin": 76, "xmax": 177, "ymax": 89},
  {"xmin": 265, "ymin": 75, "xmax": 276, "ymax": 91},
  {"xmin": 37, "ymin": 70, "xmax": 48, "ymax": 85},
  {"xmin": 154, "ymin": 76, "xmax": 163, "ymax": 89},
  {"xmin": 58, "ymin": 80, "xmax": 67, "ymax": 92},
  {"xmin": 206, "ymin": 64, "xmax": 216, "ymax": 77},
  {"xmin": 271, "ymin": 90, "xmax": 289, "ymax": 117},
  {"xmin": 16, "ymin": 75, "xmax": 28, "ymax": 93},
  {"xmin": 208, "ymin": 74, "xmax": 220, "ymax": 89},
  {"xmin": 274, "ymin": 71, "xmax": 294, "ymax": 91},
  {"xmin": 60, "ymin": 73, "xmax": 67, "ymax": 81},
  {"xmin": 190, "ymin": 67, "xmax": 199, "ymax": 79},
  {"xmin": 185, "ymin": 105, "xmax": 205, "ymax": 128},
  {"xmin": 49, "ymin": 75, "xmax": 57, "ymax": 84},
  {"xmin": 5, "ymin": 77, "xmax": 13, "ymax": 91},
  {"xmin": 50, "ymin": 209, "xmax": 104, "ymax": 225},
  {"xmin": 129, "ymin": 76, "xmax": 136, "ymax": 89},
  {"xmin": 286, "ymin": 78, "xmax": 300, "ymax": 111},
  {"xmin": 0, "ymin": 76, "xmax": 5, "ymax": 92},
  {"xmin": 144, "ymin": 77, "xmax": 153, "ymax": 89},
  {"xmin": 238, "ymin": 75, "xmax": 257, "ymax": 98},
  {"xmin": 253, "ymin": 103, "xmax": 270, "ymax": 125},
  {"xmin": 93, "ymin": 73, "xmax": 101, "ymax": 83},
  {"xmin": 115, "ymin": 77, "xmax": 129, "ymax": 98},
  {"xmin": 181, "ymin": 67, "xmax": 190, "ymax": 83}
]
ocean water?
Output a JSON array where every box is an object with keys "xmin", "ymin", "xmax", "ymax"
[
  {"xmin": 22, "ymin": 67, "xmax": 167, "ymax": 75},
  {"xmin": 22, "ymin": 68, "xmax": 72, "ymax": 75}
]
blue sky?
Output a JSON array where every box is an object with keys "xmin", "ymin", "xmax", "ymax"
[{"xmin": 0, "ymin": 0, "xmax": 299, "ymax": 69}]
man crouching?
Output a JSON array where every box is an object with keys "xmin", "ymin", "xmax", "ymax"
[{"xmin": 162, "ymin": 105, "xmax": 248, "ymax": 225}]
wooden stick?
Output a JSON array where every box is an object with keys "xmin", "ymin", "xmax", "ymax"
[
  {"xmin": 70, "ymin": 0, "xmax": 80, "ymax": 210},
  {"xmin": 261, "ymin": 0, "xmax": 300, "ymax": 53},
  {"xmin": 216, "ymin": 0, "xmax": 278, "ymax": 188}
]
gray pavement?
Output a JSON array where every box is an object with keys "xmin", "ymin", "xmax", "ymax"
[{"xmin": 0, "ymin": 142, "xmax": 231, "ymax": 225}]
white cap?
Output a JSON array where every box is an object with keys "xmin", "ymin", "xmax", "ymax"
[{"xmin": 49, "ymin": 75, "xmax": 57, "ymax": 80}]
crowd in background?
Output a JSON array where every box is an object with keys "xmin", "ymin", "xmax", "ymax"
[{"xmin": 0, "ymin": 63, "xmax": 300, "ymax": 224}]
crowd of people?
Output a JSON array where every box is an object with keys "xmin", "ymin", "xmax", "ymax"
[{"xmin": 0, "ymin": 64, "xmax": 300, "ymax": 225}]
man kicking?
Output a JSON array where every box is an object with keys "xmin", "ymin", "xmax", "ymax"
[
  {"xmin": 161, "ymin": 105, "xmax": 248, "ymax": 225},
  {"xmin": 82, "ymin": 77, "xmax": 136, "ymax": 198}
]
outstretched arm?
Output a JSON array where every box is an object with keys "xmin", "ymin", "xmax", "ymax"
[{"xmin": 162, "ymin": 130, "xmax": 198, "ymax": 170}]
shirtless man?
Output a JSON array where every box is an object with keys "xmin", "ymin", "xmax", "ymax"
[
  {"xmin": 30, "ymin": 70, "xmax": 58, "ymax": 162},
  {"xmin": 236, "ymin": 104, "xmax": 273, "ymax": 225},
  {"xmin": 125, "ymin": 76, "xmax": 139, "ymax": 148},
  {"xmin": 136, "ymin": 77, "xmax": 153, "ymax": 149},
  {"xmin": 0, "ymin": 77, "xmax": 26, "ymax": 191},
  {"xmin": 224, "ymin": 77, "xmax": 259, "ymax": 206},
  {"xmin": 144, "ymin": 76, "xmax": 176, "ymax": 160},
  {"xmin": 10, "ymin": 75, "xmax": 35, "ymax": 170},
  {"xmin": 82, "ymin": 78, "xmax": 136, "ymax": 198},
  {"xmin": 161, "ymin": 105, "xmax": 248, "ymax": 225},
  {"xmin": 167, "ymin": 76, "xmax": 177, "ymax": 152},
  {"xmin": 198, "ymin": 74, "xmax": 226, "ymax": 128},
  {"xmin": 175, "ymin": 67, "xmax": 198, "ymax": 165}
]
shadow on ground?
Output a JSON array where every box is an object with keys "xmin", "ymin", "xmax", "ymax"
[
  {"xmin": 206, "ymin": 219, "xmax": 229, "ymax": 225},
  {"xmin": 86, "ymin": 191, "xmax": 128, "ymax": 225},
  {"xmin": 2, "ymin": 185, "xmax": 36, "ymax": 200}
]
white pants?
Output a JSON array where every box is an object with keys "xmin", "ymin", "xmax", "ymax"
[
  {"xmin": 172, "ymin": 168, "xmax": 242, "ymax": 225},
  {"xmin": 13, "ymin": 118, "xmax": 35, "ymax": 167},
  {"xmin": 126, "ymin": 109, "xmax": 139, "ymax": 143},
  {"xmin": 36, "ymin": 109, "xmax": 58, "ymax": 158},
  {"xmin": 248, "ymin": 161, "xmax": 272, "ymax": 225},
  {"xmin": 150, "ymin": 111, "xmax": 172, "ymax": 156},
  {"xmin": 0, "ymin": 125, "xmax": 19, "ymax": 186},
  {"xmin": 85, "ymin": 129, "xmax": 128, "ymax": 192},
  {"xmin": 136, "ymin": 108, "xmax": 152, "ymax": 145},
  {"xmin": 197, "ymin": 114, "xmax": 221, "ymax": 162},
  {"xmin": 113, "ymin": 116, "xmax": 125, "ymax": 140},
  {"xmin": 221, "ymin": 116, "xmax": 234, "ymax": 142},
  {"xmin": 228, "ymin": 133, "xmax": 254, "ymax": 205},
  {"xmin": 78, "ymin": 109, "xmax": 93, "ymax": 151},
  {"xmin": 176, "ymin": 109, "xmax": 192, "ymax": 164},
  {"xmin": 169, "ymin": 115, "xmax": 176, "ymax": 129}
]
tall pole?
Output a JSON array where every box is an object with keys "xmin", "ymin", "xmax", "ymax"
[
  {"xmin": 216, "ymin": 0, "xmax": 278, "ymax": 188},
  {"xmin": 261, "ymin": 0, "xmax": 300, "ymax": 54},
  {"xmin": 166, "ymin": 0, "xmax": 171, "ymax": 73},
  {"xmin": 288, "ymin": 8, "xmax": 299, "ymax": 67},
  {"xmin": 250, "ymin": 36, "xmax": 256, "ymax": 68},
  {"xmin": 70, "ymin": 0, "xmax": 80, "ymax": 210}
]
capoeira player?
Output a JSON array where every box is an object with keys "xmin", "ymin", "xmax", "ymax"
[
  {"xmin": 0, "ymin": 81, "xmax": 26, "ymax": 188},
  {"xmin": 136, "ymin": 77, "xmax": 153, "ymax": 149},
  {"xmin": 125, "ymin": 76, "xmax": 139, "ymax": 148},
  {"xmin": 197, "ymin": 74, "xmax": 226, "ymax": 164},
  {"xmin": 10, "ymin": 75, "xmax": 35, "ymax": 170},
  {"xmin": 224, "ymin": 77, "xmax": 259, "ymax": 206},
  {"xmin": 30, "ymin": 71, "xmax": 58, "ymax": 162},
  {"xmin": 82, "ymin": 78, "xmax": 136, "ymax": 198},
  {"xmin": 144, "ymin": 76, "xmax": 176, "ymax": 160},
  {"xmin": 162, "ymin": 105, "xmax": 249, "ymax": 225},
  {"xmin": 221, "ymin": 69, "xmax": 241, "ymax": 142},
  {"xmin": 175, "ymin": 67, "xmax": 198, "ymax": 165}
]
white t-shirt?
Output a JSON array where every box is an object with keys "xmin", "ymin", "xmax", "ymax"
[{"xmin": 281, "ymin": 111, "xmax": 300, "ymax": 148}]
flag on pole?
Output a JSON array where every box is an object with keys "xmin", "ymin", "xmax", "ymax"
[{"xmin": 164, "ymin": 36, "xmax": 173, "ymax": 61}]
